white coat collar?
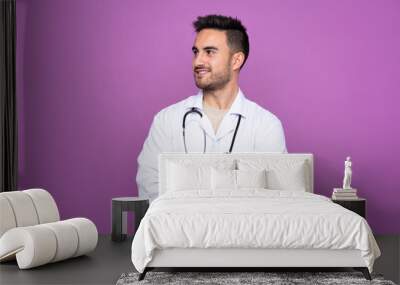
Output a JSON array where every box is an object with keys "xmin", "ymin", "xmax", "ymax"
[
  {"xmin": 190, "ymin": 88, "xmax": 248, "ymax": 119},
  {"xmin": 186, "ymin": 88, "xmax": 247, "ymax": 140}
]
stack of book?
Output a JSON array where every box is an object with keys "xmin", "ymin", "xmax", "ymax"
[{"xmin": 332, "ymin": 188, "xmax": 358, "ymax": 200}]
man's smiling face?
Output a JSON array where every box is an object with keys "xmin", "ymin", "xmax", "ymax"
[{"xmin": 192, "ymin": 29, "xmax": 233, "ymax": 92}]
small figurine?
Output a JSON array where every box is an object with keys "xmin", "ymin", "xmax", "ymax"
[{"xmin": 342, "ymin": 156, "xmax": 352, "ymax": 189}]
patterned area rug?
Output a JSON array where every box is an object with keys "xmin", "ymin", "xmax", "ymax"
[{"xmin": 116, "ymin": 271, "xmax": 396, "ymax": 285}]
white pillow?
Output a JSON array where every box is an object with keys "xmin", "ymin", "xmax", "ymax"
[
  {"xmin": 237, "ymin": 159, "xmax": 307, "ymax": 191},
  {"xmin": 236, "ymin": 169, "xmax": 268, "ymax": 189},
  {"xmin": 211, "ymin": 168, "xmax": 236, "ymax": 190},
  {"xmin": 167, "ymin": 162, "xmax": 211, "ymax": 191},
  {"xmin": 267, "ymin": 167, "xmax": 306, "ymax": 191}
]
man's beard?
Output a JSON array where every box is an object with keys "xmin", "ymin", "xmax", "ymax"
[{"xmin": 194, "ymin": 66, "xmax": 232, "ymax": 92}]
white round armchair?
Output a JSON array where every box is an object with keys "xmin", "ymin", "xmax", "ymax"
[{"xmin": 0, "ymin": 189, "xmax": 98, "ymax": 269}]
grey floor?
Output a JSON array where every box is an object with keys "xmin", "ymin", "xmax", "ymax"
[{"xmin": 0, "ymin": 235, "xmax": 399, "ymax": 285}]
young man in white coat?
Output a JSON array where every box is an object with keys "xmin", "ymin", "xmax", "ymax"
[{"xmin": 137, "ymin": 15, "xmax": 287, "ymax": 202}]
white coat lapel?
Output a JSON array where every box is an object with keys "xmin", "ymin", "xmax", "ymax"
[
  {"xmin": 199, "ymin": 115, "xmax": 216, "ymax": 140},
  {"xmin": 189, "ymin": 90, "xmax": 217, "ymax": 140},
  {"xmin": 215, "ymin": 114, "xmax": 236, "ymax": 140},
  {"xmin": 215, "ymin": 89, "xmax": 247, "ymax": 140}
]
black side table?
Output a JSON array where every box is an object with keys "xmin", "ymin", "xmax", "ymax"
[
  {"xmin": 111, "ymin": 197, "xmax": 149, "ymax": 242},
  {"xmin": 332, "ymin": 198, "xmax": 366, "ymax": 218}
]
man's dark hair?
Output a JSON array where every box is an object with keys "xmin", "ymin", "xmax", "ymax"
[{"xmin": 193, "ymin": 14, "xmax": 250, "ymax": 69}]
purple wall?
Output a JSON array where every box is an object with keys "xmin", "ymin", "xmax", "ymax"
[{"xmin": 16, "ymin": 0, "xmax": 400, "ymax": 234}]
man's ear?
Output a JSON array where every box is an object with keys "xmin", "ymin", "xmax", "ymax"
[{"xmin": 232, "ymin": 52, "xmax": 245, "ymax": 71}]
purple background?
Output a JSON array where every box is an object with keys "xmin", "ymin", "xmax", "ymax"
[{"xmin": 16, "ymin": 0, "xmax": 400, "ymax": 234}]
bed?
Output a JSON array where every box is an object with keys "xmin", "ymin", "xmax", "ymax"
[{"xmin": 131, "ymin": 153, "xmax": 380, "ymax": 280}]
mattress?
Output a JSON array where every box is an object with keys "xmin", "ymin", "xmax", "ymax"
[{"xmin": 131, "ymin": 189, "xmax": 380, "ymax": 273}]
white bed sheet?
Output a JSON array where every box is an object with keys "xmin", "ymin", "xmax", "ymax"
[{"xmin": 131, "ymin": 190, "xmax": 380, "ymax": 273}]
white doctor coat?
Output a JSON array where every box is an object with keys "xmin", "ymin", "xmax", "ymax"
[{"xmin": 136, "ymin": 89, "xmax": 287, "ymax": 202}]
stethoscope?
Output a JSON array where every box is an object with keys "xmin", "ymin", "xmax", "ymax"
[{"xmin": 182, "ymin": 107, "xmax": 242, "ymax": 153}]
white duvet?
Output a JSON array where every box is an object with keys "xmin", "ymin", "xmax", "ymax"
[{"xmin": 131, "ymin": 190, "xmax": 380, "ymax": 273}]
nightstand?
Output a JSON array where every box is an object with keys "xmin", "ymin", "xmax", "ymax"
[
  {"xmin": 111, "ymin": 197, "xmax": 149, "ymax": 242},
  {"xmin": 332, "ymin": 198, "xmax": 366, "ymax": 218}
]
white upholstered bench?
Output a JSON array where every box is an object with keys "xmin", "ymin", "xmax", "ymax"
[{"xmin": 0, "ymin": 189, "xmax": 98, "ymax": 269}]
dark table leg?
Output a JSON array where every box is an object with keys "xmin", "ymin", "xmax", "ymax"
[
  {"xmin": 134, "ymin": 202, "xmax": 149, "ymax": 236},
  {"xmin": 112, "ymin": 201, "xmax": 127, "ymax": 241}
]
